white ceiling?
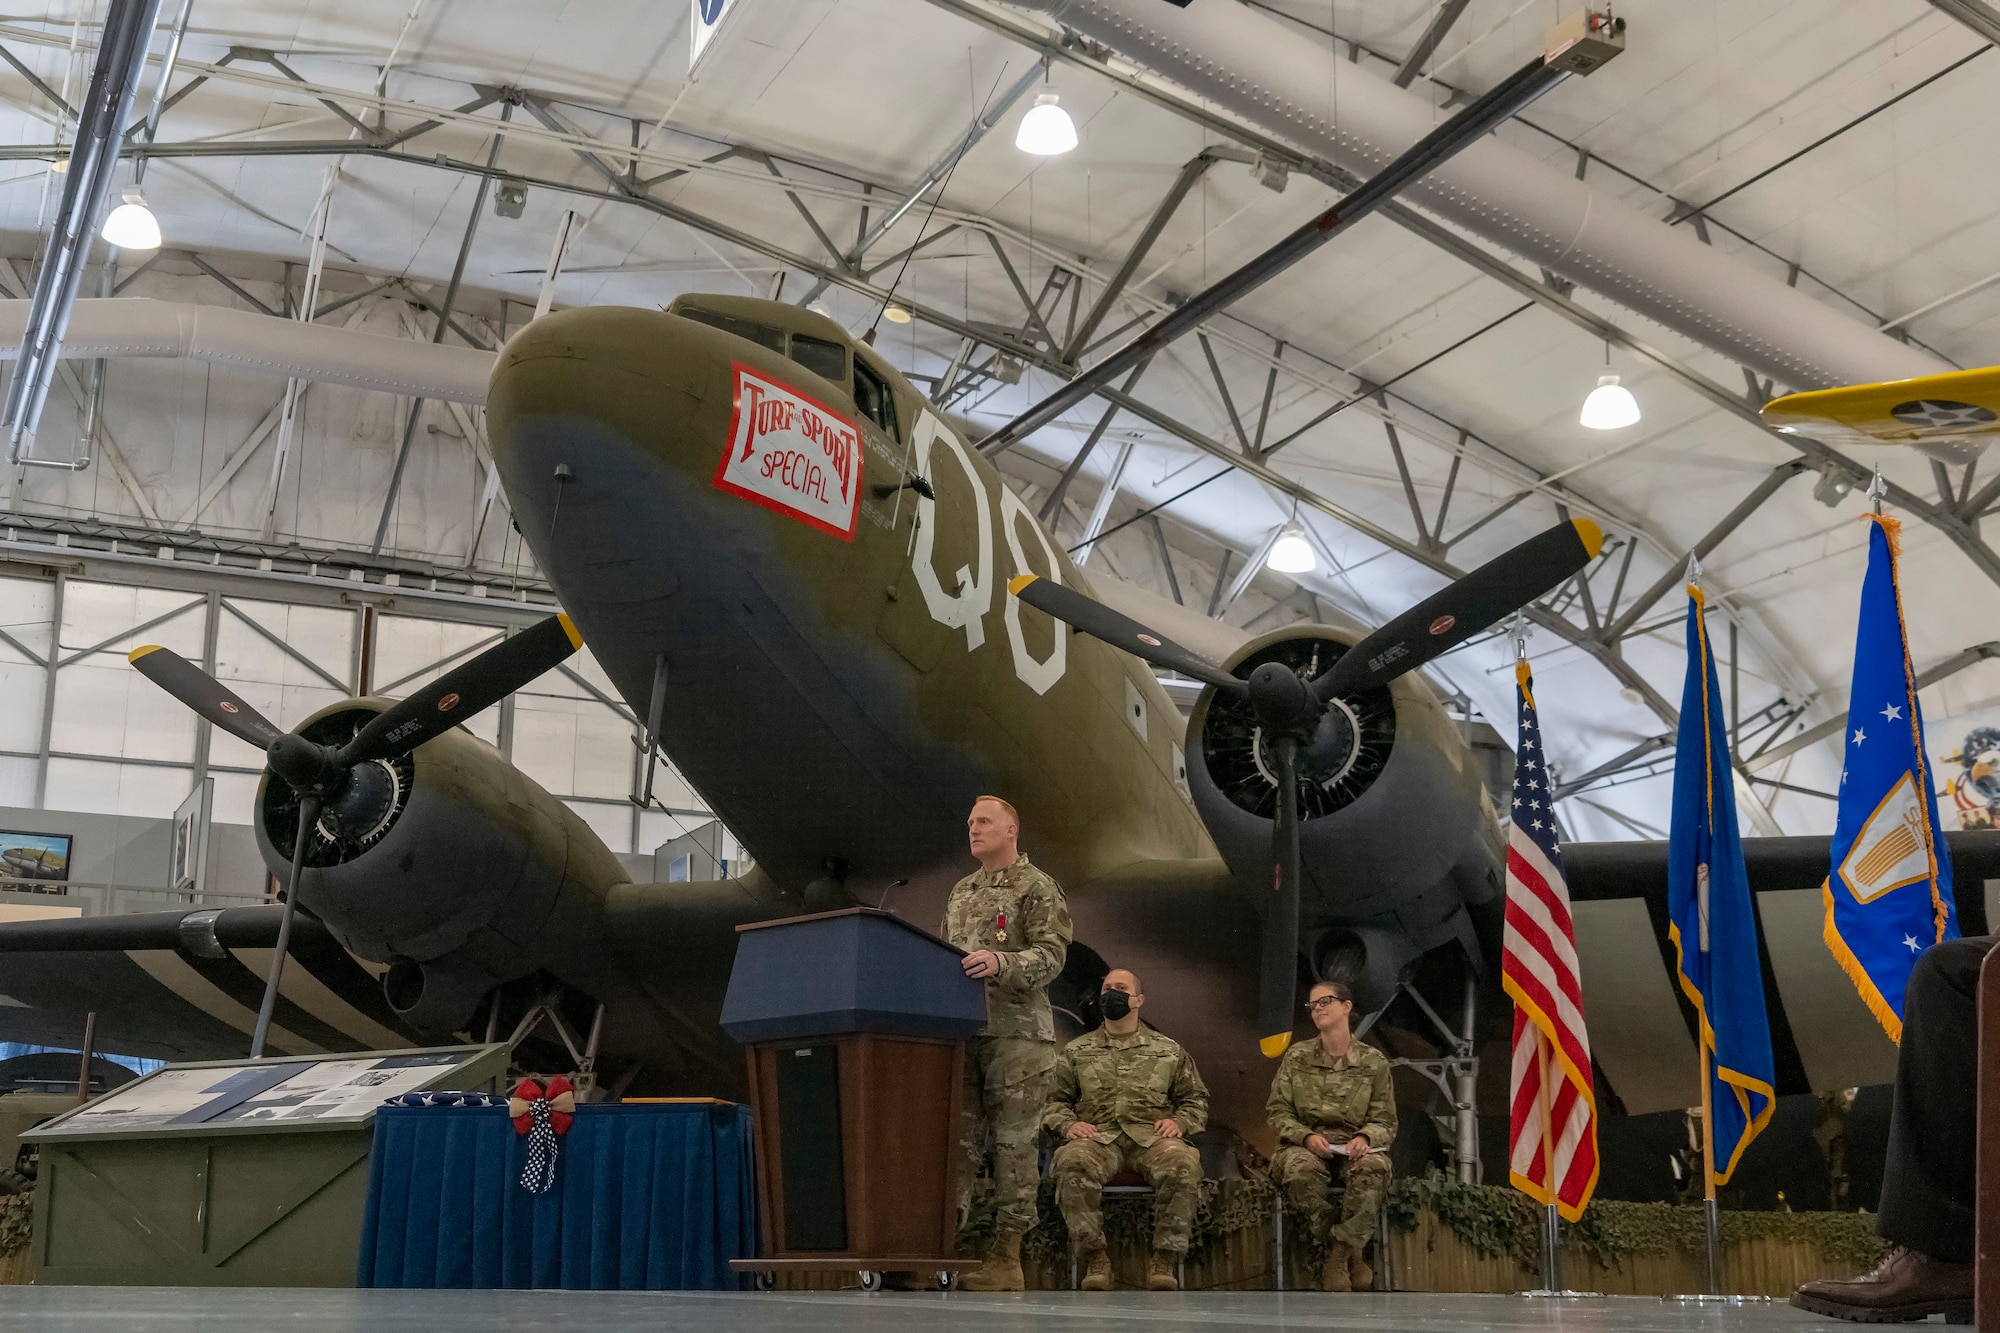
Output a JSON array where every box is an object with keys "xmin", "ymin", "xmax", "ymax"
[{"xmin": 1, "ymin": 0, "xmax": 1997, "ymax": 843}]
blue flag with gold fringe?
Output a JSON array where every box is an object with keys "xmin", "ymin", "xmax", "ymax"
[
  {"xmin": 1827, "ymin": 516, "xmax": 1958, "ymax": 1042},
  {"xmin": 1668, "ymin": 583, "xmax": 1776, "ymax": 1186}
]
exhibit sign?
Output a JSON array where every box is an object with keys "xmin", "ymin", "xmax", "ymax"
[
  {"xmin": 0, "ymin": 830, "xmax": 70, "ymax": 887},
  {"xmin": 689, "ymin": 0, "xmax": 741, "ymax": 76},
  {"xmin": 169, "ymin": 778, "xmax": 213, "ymax": 897},
  {"xmin": 23, "ymin": 1045, "xmax": 506, "ymax": 1140}
]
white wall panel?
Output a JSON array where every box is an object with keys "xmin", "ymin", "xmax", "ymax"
[
  {"xmin": 373, "ymin": 615, "xmax": 501, "ymax": 745},
  {"xmin": 210, "ymin": 599, "xmax": 355, "ymax": 769},
  {"xmin": 50, "ymin": 584, "xmax": 203, "ymax": 763},
  {"xmin": 513, "ymin": 692, "xmax": 630, "ymax": 801},
  {"xmin": 0, "ymin": 756, "xmax": 34, "ymax": 808},
  {"xmin": 45, "ymin": 758, "xmax": 193, "ymax": 822},
  {"xmin": 0, "ymin": 577, "xmax": 51, "ymax": 753},
  {"xmin": 564, "ymin": 798, "xmax": 632, "ymax": 856},
  {"xmin": 210, "ymin": 769, "xmax": 263, "ymax": 827}
]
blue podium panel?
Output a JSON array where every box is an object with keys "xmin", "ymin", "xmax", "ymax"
[
  {"xmin": 357, "ymin": 1102, "xmax": 757, "ymax": 1290},
  {"xmin": 719, "ymin": 908, "xmax": 985, "ymax": 1044}
]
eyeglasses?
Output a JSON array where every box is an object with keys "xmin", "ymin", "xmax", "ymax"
[{"xmin": 1305, "ymin": 995, "xmax": 1348, "ymax": 1013}]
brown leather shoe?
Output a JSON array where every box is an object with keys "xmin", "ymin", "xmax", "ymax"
[
  {"xmin": 1348, "ymin": 1241, "xmax": 1374, "ymax": 1292},
  {"xmin": 961, "ymin": 1231, "xmax": 1025, "ymax": 1292},
  {"xmin": 1146, "ymin": 1250, "xmax": 1179, "ymax": 1291},
  {"xmin": 1320, "ymin": 1242, "xmax": 1352, "ymax": 1292},
  {"xmin": 1078, "ymin": 1246, "xmax": 1112, "ymax": 1292},
  {"xmin": 1791, "ymin": 1246, "xmax": 1972, "ymax": 1323}
]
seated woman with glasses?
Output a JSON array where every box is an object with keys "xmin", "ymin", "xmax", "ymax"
[{"xmin": 1265, "ymin": 979, "xmax": 1397, "ymax": 1293}]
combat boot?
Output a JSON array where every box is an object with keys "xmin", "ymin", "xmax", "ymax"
[
  {"xmin": 1147, "ymin": 1250, "xmax": 1179, "ymax": 1291},
  {"xmin": 1078, "ymin": 1246, "xmax": 1112, "ymax": 1291},
  {"xmin": 1320, "ymin": 1242, "xmax": 1353, "ymax": 1292},
  {"xmin": 1347, "ymin": 1242, "xmax": 1374, "ymax": 1292},
  {"xmin": 962, "ymin": 1231, "xmax": 1025, "ymax": 1292}
]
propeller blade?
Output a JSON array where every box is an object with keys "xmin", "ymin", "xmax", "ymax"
[
  {"xmin": 1007, "ymin": 574, "xmax": 1245, "ymax": 695},
  {"xmin": 1258, "ymin": 733, "xmax": 1304, "ymax": 1058},
  {"xmin": 128, "ymin": 645, "xmax": 286, "ymax": 751},
  {"xmin": 1312, "ymin": 518, "xmax": 1603, "ymax": 703},
  {"xmin": 338, "ymin": 612, "xmax": 584, "ymax": 765}
]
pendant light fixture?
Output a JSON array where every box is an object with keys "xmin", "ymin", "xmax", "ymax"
[
  {"xmin": 1579, "ymin": 342, "xmax": 1639, "ymax": 429},
  {"xmin": 1015, "ymin": 63, "xmax": 1077, "ymax": 157},
  {"xmin": 99, "ymin": 187, "xmax": 161, "ymax": 250},
  {"xmin": 1267, "ymin": 521, "xmax": 1316, "ymax": 574}
]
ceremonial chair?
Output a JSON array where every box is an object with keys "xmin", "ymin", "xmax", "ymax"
[
  {"xmin": 1061, "ymin": 1168, "xmax": 1187, "ymax": 1291},
  {"xmin": 1978, "ymin": 945, "xmax": 2000, "ymax": 1331}
]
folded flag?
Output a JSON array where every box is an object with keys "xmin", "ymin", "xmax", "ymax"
[
  {"xmin": 1668, "ymin": 582, "xmax": 1776, "ymax": 1185},
  {"xmin": 1827, "ymin": 515, "xmax": 1958, "ymax": 1041}
]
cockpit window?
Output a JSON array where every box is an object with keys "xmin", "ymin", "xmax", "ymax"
[
  {"xmin": 853, "ymin": 359, "xmax": 899, "ymax": 439},
  {"xmin": 678, "ymin": 307, "xmax": 786, "ymax": 355},
  {"xmin": 789, "ymin": 334, "xmax": 847, "ymax": 384}
]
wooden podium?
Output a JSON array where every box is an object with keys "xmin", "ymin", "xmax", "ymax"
[{"xmin": 720, "ymin": 907, "xmax": 987, "ymax": 1288}]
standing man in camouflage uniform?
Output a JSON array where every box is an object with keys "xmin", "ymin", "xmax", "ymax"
[
  {"xmin": 1043, "ymin": 968, "xmax": 1208, "ymax": 1292},
  {"xmin": 945, "ymin": 795, "xmax": 1072, "ymax": 1292},
  {"xmin": 1266, "ymin": 979, "xmax": 1397, "ymax": 1292}
]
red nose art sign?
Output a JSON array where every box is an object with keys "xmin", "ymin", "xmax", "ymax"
[{"xmin": 712, "ymin": 362, "xmax": 864, "ymax": 541}]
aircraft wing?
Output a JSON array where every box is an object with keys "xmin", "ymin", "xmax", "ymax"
[
  {"xmin": 1558, "ymin": 829, "xmax": 2000, "ymax": 1116},
  {"xmin": 0, "ymin": 906, "xmax": 417, "ymax": 1064},
  {"xmin": 1762, "ymin": 365, "xmax": 2000, "ymax": 462}
]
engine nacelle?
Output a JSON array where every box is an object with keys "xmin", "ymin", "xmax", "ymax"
[
  {"xmin": 1187, "ymin": 628, "xmax": 1493, "ymax": 927},
  {"xmin": 254, "ymin": 700, "xmax": 631, "ymax": 1032}
]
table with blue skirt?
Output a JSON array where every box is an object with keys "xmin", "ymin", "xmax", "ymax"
[{"xmin": 357, "ymin": 1100, "xmax": 758, "ymax": 1290}]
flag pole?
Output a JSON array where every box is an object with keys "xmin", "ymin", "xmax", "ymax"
[
  {"xmin": 1536, "ymin": 1032, "xmax": 1562, "ymax": 1293},
  {"xmin": 1699, "ymin": 1042, "xmax": 1721, "ymax": 1294},
  {"xmin": 1686, "ymin": 549, "xmax": 1722, "ymax": 1297}
]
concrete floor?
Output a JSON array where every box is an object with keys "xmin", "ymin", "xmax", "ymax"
[{"xmin": 0, "ymin": 1289, "xmax": 1877, "ymax": 1331}]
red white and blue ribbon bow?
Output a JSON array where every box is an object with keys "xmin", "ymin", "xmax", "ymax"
[{"xmin": 508, "ymin": 1076, "xmax": 576, "ymax": 1193}]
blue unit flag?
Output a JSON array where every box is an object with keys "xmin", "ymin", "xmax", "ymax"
[
  {"xmin": 1668, "ymin": 584, "xmax": 1776, "ymax": 1185},
  {"xmin": 1826, "ymin": 515, "xmax": 1958, "ymax": 1042}
]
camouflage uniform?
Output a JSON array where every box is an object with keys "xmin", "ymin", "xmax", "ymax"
[
  {"xmin": 1043, "ymin": 1024, "xmax": 1209, "ymax": 1254},
  {"xmin": 944, "ymin": 854, "xmax": 1072, "ymax": 1238},
  {"xmin": 1266, "ymin": 1037, "xmax": 1397, "ymax": 1251}
]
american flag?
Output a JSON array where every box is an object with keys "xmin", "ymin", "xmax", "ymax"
[{"xmin": 1501, "ymin": 659, "xmax": 1599, "ymax": 1221}]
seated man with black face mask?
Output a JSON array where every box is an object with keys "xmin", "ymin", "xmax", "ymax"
[{"xmin": 1042, "ymin": 969, "xmax": 1209, "ymax": 1292}]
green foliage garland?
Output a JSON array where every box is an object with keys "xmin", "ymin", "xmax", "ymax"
[
  {"xmin": 1385, "ymin": 1172, "xmax": 1888, "ymax": 1273},
  {"xmin": 0, "ymin": 1192, "xmax": 30, "ymax": 1258}
]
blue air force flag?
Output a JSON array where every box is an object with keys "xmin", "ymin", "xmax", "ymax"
[
  {"xmin": 1668, "ymin": 584, "xmax": 1776, "ymax": 1185},
  {"xmin": 1827, "ymin": 516, "xmax": 1959, "ymax": 1042}
]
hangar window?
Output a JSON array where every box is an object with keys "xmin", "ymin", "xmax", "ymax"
[
  {"xmin": 789, "ymin": 334, "xmax": 847, "ymax": 383},
  {"xmin": 852, "ymin": 360, "xmax": 899, "ymax": 439},
  {"xmin": 677, "ymin": 307, "xmax": 786, "ymax": 356}
]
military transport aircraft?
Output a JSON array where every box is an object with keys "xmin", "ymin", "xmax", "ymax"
[{"xmin": 2, "ymin": 294, "xmax": 1995, "ymax": 1156}]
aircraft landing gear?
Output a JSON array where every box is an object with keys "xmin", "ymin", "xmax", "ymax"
[{"xmin": 1370, "ymin": 971, "xmax": 1482, "ymax": 1184}]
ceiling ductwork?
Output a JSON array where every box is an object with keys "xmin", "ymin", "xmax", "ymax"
[
  {"xmin": 0, "ymin": 297, "xmax": 495, "ymax": 403},
  {"xmin": 1001, "ymin": 0, "xmax": 1947, "ymax": 394}
]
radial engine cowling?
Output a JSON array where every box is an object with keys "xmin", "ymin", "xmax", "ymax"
[
  {"xmin": 1188, "ymin": 628, "xmax": 1496, "ymax": 930},
  {"xmin": 254, "ymin": 700, "xmax": 630, "ymax": 1032}
]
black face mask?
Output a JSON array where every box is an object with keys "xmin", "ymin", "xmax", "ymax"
[{"xmin": 1099, "ymin": 990, "xmax": 1132, "ymax": 1021}]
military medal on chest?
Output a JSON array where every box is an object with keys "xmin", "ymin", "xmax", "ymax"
[{"xmin": 996, "ymin": 909, "xmax": 1008, "ymax": 943}]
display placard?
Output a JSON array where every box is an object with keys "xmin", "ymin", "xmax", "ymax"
[{"xmin": 22, "ymin": 1044, "xmax": 506, "ymax": 1141}]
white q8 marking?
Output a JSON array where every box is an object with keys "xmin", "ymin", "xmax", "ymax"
[
  {"xmin": 908, "ymin": 411, "xmax": 992, "ymax": 650},
  {"xmin": 908, "ymin": 411, "xmax": 1067, "ymax": 693}
]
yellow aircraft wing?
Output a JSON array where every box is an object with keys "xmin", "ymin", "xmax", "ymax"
[{"xmin": 1762, "ymin": 365, "xmax": 2000, "ymax": 461}]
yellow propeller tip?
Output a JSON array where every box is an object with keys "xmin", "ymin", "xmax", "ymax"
[
  {"xmin": 556, "ymin": 612, "xmax": 583, "ymax": 650},
  {"xmin": 1006, "ymin": 573, "xmax": 1039, "ymax": 596},
  {"xmin": 128, "ymin": 645, "xmax": 163, "ymax": 663},
  {"xmin": 1259, "ymin": 1033, "xmax": 1291, "ymax": 1059},
  {"xmin": 1571, "ymin": 516, "xmax": 1605, "ymax": 559}
]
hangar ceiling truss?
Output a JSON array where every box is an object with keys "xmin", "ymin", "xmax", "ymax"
[{"xmin": 0, "ymin": 8, "xmax": 1989, "ymax": 832}]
